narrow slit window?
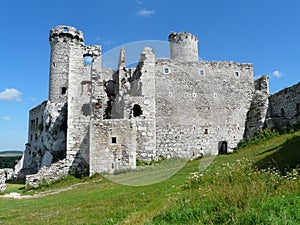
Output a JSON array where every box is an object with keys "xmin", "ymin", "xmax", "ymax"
[
  {"xmin": 235, "ymin": 71, "xmax": 240, "ymax": 77},
  {"xmin": 204, "ymin": 129, "xmax": 208, "ymax": 134}
]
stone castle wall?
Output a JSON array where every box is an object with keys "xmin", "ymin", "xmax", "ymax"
[
  {"xmin": 89, "ymin": 119, "xmax": 136, "ymax": 174},
  {"xmin": 266, "ymin": 82, "xmax": 300, "ymax": 129},
  {"xmin": 155, "ymin": 60, "xmax": 254, "ymax": 155}
]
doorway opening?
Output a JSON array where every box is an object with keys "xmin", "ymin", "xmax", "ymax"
[{"xmin": 218, "ymin": 141, "xmax": 228, "ymax": 155}]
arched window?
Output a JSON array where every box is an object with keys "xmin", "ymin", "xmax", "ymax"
[{"xmin": 133, "ymin": 104, "xmax": 143, "ymax": 117}]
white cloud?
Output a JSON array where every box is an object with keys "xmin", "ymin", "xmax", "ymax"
[
  {"xmin": 272, "ymin": 70, "xmax": 283, "ymax": 78},
  {"xmin": 137, "ymin": 8, "xmax": 155, "ymax": 17},
  {"xmin": 3, "ymin": 116, "xmax": 12, "ymax": 121},
  {"xmin": 0, "ymin": 88, "xmax": 22, "ymax": 101}
]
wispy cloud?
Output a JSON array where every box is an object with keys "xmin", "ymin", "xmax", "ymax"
[
  {"xmin": 137, "ymin": 8, "xmax": 155, "ymax": 17},
  {"xmin": 95, "ymin": 37, "xmax": 114, "ymax": 46},
  {"xmin": 30, "ymin": 97, "xmax": 38, "ymax": 101},
  {"xmin": 272, "ymin": 70, "xmax": 283, "ymax": 78},
  {"xmin": 3, "ymin": 116, "xmax": 12, "ymax": 121},
  {"xmin": 136, "ymin": 0, "xmax": 143, "ymax": 5},
  {"xmin": 0, "ymin": 88, "xmax": 22, "ymax": 101}
]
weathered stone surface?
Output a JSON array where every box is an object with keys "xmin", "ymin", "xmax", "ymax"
[
  {"xmin": 245, "ymin": 76, "xmax": 269, "ymax": 138},
  {"xmin": 15, "ymin": 25, "xmax": 299, "ymax": 183},
  {"xmin": 0, "ymin": 168, "xmax": 14, "ymax": 181},
  {"xmin": 25, "ymin": 159, "xmax": 71, "ymax": 189},
  {"xmin": 0, "ymin": 174, "xmax": 5, "ymax": 193},
  {"xmin": 266, "ymin": 82, "xmax": 300, "ymax": 129}
]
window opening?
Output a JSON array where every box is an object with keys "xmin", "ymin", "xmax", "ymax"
[
  {"xmin": 164, "ymin": 67, "xmax": 170, "ymax": 74},
  {"xmin": 84, "ymin": 55, "xmax": 93, "ymax": 65},
  {"xmin": 281, "ymin": 108, "xmax": 285, "ymax": 117},
  {"xmin": 112, "ymin": 137, "xmax": 117, "ymax": 144},
  {"xmin": 235, "ymin": 71, "xmax": 240, "ymax": 77},
  {"xmin": 199, "ymin": 69, "xmax": 205, "ymax": 75},
  {"xmin": 61, "ymin": 87, "xmax": 67, "ymax": 95},
  {"xmin": 204, "ymin": 129, "xmax": 208, "ymax": 134},
  {"xmin": 133, "ymin": 104, "xmax": 143, "ymax": 117}
]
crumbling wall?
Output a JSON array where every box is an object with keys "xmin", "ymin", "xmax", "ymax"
[
  {"xmin": 15, "ymin": 101, "xmax": 67, "ymax": 178},
  {"xmin": 25, "ymin": 158, "xmax": 71, "ymax": 189},
  {"xmin": 126, "ymin": 48, "xmax": 157, "ymax": 161},
  {"xmin": 266, "ymin": 82, "xmax": 300, "ymax": 129},
  {"xmin": 244, "ymin": 76, "xmax": 269, "ymax": 138}
]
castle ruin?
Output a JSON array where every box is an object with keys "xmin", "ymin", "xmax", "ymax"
[{"xmin": 14, "ymin": 26, "xmax": 300, "ymax": 184}]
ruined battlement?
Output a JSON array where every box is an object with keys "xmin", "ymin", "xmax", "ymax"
[
  {"xmin": 169, "ymin": 31, "xmax": 199, "ymax": 62},
  {"xmin": 49, "ymin": 25, "xmax": 84, "ymax": 43},
  {"xmin": 168, "ymin": 31, "xmax": 198, "ymax": 42}
]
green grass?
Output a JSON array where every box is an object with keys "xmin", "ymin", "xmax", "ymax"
[{"xmin": 0, "ymin": 130, "xmax": 299, "ymax": 224}]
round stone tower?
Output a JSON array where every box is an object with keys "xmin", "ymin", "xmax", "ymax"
[
  {"xmin": 168, "ymin": 32, "xmax": 199, "ymax": 62},
  {"xmin": 48, "ymin": 26, "xmax": 84, "ymax": 102}
]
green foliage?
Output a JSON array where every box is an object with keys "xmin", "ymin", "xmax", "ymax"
[
  {"xmin": 236, "ymin": 128, "xmax": 279, "ymax": 150},
  {"xmin": 1, "ymin": 131, "xmax": 300, "ymax": 224},
  {"xmin": 155, "ymin": 159, "xmax": 300, "ymax": 224},
  {"xmin": 0, "ymin": 156, "xmax": 22, "ymax": 169},
  {"xmin": 136, "ymin": 155, "xmax": 166, "ymax": 166}
]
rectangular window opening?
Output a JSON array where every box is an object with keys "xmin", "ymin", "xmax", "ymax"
[
  {"xmin": 112, "ymin": 137, "xmax": 117, "ymax": 144},
  {"xmin": 199, "ymin": 69, "xmax": 205, "ymax": 75},
  {"xmin": 164, "ymin": 67, "xmax": 170, "ymax": 74},
  {"xmin": 235, "ymin": 71, "xmax": 240, "ymax": 77}
]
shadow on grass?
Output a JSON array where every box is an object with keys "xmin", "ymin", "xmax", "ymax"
[{"xmin": 255, "ymin": 135, "xmax": 300, "ymax": 174}]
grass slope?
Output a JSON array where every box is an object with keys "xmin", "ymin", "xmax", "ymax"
[{"xmin": 0, "ymin": 131, "xmax": 299, "ymax": 224}]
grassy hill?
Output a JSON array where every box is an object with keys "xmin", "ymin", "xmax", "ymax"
[{"xmin": 0, "ymin": 131, "xmax": 299, "ymax": 224}]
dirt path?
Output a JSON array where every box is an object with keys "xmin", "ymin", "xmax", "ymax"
[{"xmin": 1, "ymin": 179, "xmax": 102, "ymax": 199}]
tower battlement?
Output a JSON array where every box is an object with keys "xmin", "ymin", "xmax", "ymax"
[
  {"xmin": 168, "ymin": 31, "xmax": 198, "ymax": 43},
  {"xmin": 169, "ymin": 31, "xmax": 199, "ymax": 62},
  {"xmin": 49, "ymin": 25, "xmax": 84, "ymax": 43}
]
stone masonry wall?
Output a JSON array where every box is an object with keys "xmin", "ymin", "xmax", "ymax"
[
  {"xmin": 155, "ymin": 60, "xmax": 254, "ymax": 156},
  {"xmin": 89, "ymin": 119, "xmax": 136, "ymax": 174},
  {"xmin": 266, "ymin": 82, "xmax": 300, "ymax": 129},
  {"xmin": 66, "ymin": 42, "xmax": 101, "ymax": 175}
]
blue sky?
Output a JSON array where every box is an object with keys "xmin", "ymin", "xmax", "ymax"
[{"xmin": 0, "ymin": 0, "xmax": 299, "ymax": 151}]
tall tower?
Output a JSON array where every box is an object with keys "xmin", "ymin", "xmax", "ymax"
[
  {"xmin": 48, "ymin": 26, "xmax": 84, "ymax": 102},
  {"xmin": 168, "ymin": 32, "xmax": 199, "ymax": 62}
]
